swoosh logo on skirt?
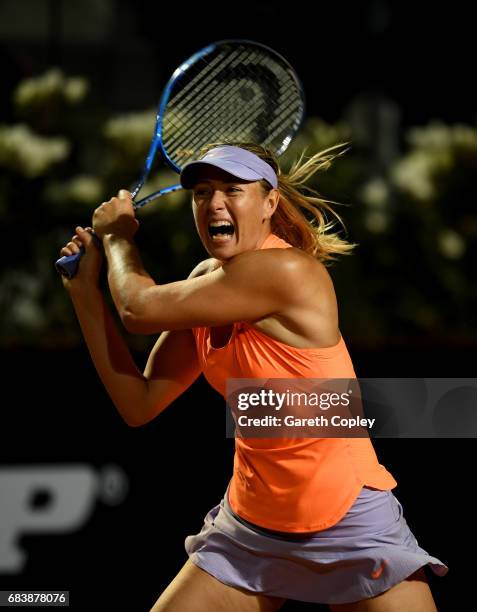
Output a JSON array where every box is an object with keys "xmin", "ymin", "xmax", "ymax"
[{"xmin": 371, "ymin": 560, "xmax": 387, "ymax": 579}]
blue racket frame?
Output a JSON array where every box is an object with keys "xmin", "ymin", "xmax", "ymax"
[{"xmin": 55, "ymin": 39, "xmax": 305, "ymax": 279}]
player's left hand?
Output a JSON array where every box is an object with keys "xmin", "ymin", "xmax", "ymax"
[{"xmin": 93, "ymin": 189, "xmax": 139, "ymax": 240}]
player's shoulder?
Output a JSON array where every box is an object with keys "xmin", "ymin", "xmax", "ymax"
[
  {"xmin": 188, "ymin": 258, "xmax": 222, "ymax": 279},
  {"xmin": 233, "ymin": 245, "xmax": 323, "ymax": 276},
  {"xmin": 227, "ymin": 246, "xmax": 328, "ymax": 295}
]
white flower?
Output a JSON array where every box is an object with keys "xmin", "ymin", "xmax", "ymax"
[
  {"xmin": 0, "ymin": 124, "xmax": 70, "ymax": 177},
  {"xmin": 407, "ymin": 122, "xmax": 451, "ymax": 150},
  {"xmin": 64, "ymin": 78, "xmax": 89, "ymax": 104},
  {"xmin": 391, "ymin": 120, "xmax": 477, "ymax": 204},
  {"xmin": 14, "ymin": 68, "xmax": 89, "ymax": 109},
  {"xmin": 438, "ymin": 230, "xmax": 466, "ymax": 259},
  {"xmin": 407, "ymin": 121, "xmax": 477, "ymax": 152},
  {"xmin": 452, "ymin": 124, "xmax": 477, "ymax": 149},
  {"xmin": 45, "ymin": 175, "xmax": 103, "ymax": 207},
  {"xmin": 2, "ymin": 272, "xmax": 45, "ymax": 331},
  {"xmin": 67, "ymin": 176, "xmax": 103, "ymax": 205},
  {"xmin": 104, "ymin": 110, "xmax": 156, "ymax": 155},
  {"xmin": 359, "ymin": 177, "xmax": 390, "ymax": 208},
  {"xmin": 390, "ymin": 149, "xmax": 452, "ymax": 203},
  {"xmin": 364, "ymin": 210, "xmax": 389, "ymax": 233},
  {"xmin": 391, "ymin": 152, "xmax": 436, "ymax": 201},
  {"xmin": 282, "ymin": 118, "xmax": 351, "ymax": 168}
]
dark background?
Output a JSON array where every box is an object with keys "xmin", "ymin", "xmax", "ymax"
[{"xmin": 1, "ymin": 0, "xmax": 475, "ymax": 610}]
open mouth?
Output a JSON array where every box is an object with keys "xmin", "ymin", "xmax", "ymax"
[{"xmin": 208, "ymin": 220, "xmax": 235, "ymax": 241}]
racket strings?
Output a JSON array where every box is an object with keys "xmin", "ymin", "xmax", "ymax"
[
  {"xmin": 164, "ymin": 66, "xmax": 253, "ymax": 154},
  {"xmin": 165, "ymin": 49, "xmax": 251, "ymax": 134},
  {"xmin": 165, "ymin": 75, "xmax": 298, "ymax": 164},
  {"xmin": 227, "ymin": 73, "xmax": 303, "ymax": 148},
  {"xmin": 165, "ymin": 65, "xmax": 274, "ymax": 155},
  {"xmin": 166, "ymin": 51, "xmax": 287, "ymax": 147},
  {"xmin": 260, "ymin": 94, "xmax": 304, "ymax": 150},
  {"xmin": 164, "ymin": 50, "xmax": 253, "ymax": 155},
  {"xmin": 169, "ymin": 48, "xmax": 249, "ymax": 110},
  {"xmin": 162, "ymin": 45, "xmax": 302, "ymax": 165}
]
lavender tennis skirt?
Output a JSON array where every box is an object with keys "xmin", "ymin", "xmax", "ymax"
[{"xmin": 184, "ymin": 483, "xmax": 448, "ymax": 604}]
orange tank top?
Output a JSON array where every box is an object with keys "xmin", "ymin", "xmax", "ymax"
[{"xmin": 192, "ymin": 233, "xmax": 397, "ymax": 532}]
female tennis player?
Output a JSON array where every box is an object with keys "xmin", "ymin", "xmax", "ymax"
[{"xmin": 59, "ymin": 143, "xmax": 448, "ymax": 611}]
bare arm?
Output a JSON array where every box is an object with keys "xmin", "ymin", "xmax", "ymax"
[
  {"xmin": 67, "ymin": 284, "xmax": 150, "ymax": 426},
  {"xmin": 67, "ymin": 285, "xmax": 201, "ymax": 427},
  {"xmin": 60, "ymin": 227, "xmax": 205, "ymax": 427},
  {"xmin": 103, "ymin": 234, "xmax": 312, "ymax": 334},
  {"xmin": 91, "ymin": 190, "xmax": 313, "ymax": 335}
]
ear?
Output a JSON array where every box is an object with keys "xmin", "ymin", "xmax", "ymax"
[{"xmin": 263, "ymin": 188, "xmax": 280, "ymax": 220}]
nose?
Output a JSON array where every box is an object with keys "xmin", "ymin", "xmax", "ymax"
[{"xmin": 207, "ymin": 189, "xmax": 226, "ymax": 212}]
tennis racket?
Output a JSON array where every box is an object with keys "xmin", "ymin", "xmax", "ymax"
[{"xmin": 55, "ymin": 39, "xmax": 305, "ymax": 278}]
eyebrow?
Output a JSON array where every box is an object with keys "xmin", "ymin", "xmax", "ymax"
[{"xmin": 193, "ymin": 179, "xmax": 242, "ymax": 186}]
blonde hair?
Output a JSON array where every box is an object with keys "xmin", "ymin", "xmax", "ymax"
[{"xmin": 198, "ymin": 142, "xmax": 357, "ymax": 265}]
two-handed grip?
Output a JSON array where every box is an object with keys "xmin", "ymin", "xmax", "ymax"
[
  {"xmin": 55, "ymin": 232, "xmax": 101, "ymax": 279},
  {"xmin": 54, "ymin": 183, "xmax": 182, "ymax": 279}
]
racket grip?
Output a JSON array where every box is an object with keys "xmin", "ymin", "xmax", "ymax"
[{"xmin": 55, "ymin": 232, "xmax": 101, "ymax": 279}]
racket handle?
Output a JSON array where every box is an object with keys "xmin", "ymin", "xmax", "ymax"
[{"xmin": 55, "ymin": 232, "xmax": 101, "ymax": 279}]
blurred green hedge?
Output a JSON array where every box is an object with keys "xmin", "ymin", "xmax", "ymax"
[{"xmin": 0, "ymin": 69, "xmax": 475, "ymax": 349}]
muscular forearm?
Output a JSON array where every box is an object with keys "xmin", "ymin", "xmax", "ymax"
[
  {"xmin": 67, "ymin": 283, "xmax": 149, "ymax": 426},
  {"xmin": 102, "ymin": 234, "xmax": 156, "ymax": 322}
]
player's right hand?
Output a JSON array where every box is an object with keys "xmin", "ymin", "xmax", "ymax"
[{"xmin": 59, "ymin": 226, "xmax": 103, "ymax": 290}]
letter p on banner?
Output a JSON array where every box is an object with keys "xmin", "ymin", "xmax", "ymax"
[{"xmin": 0, "ymin": 465, "xmax": 97, "ymax": 573}]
